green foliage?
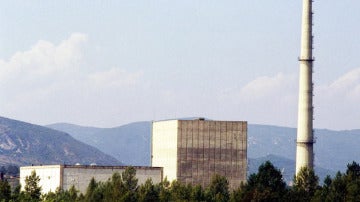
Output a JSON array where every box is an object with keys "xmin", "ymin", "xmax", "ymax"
[
  {"xmin": 158, "ymin": 177, "xmax": 171, "ymax": 202},
  {"xmin": 121, "ymin": 167, "xmax": 138, "ymax": 202},
  {"xmin": 169, "ymin": 180, "xmax": 190, "ymax": 201},
  {"xmin": 23, "ymin": 170, "xmax": 42, "ymax": 202},
  {"xmin": 0, "ymin": 180, "xmax": 11, "ymax": 201},
  {"xmin": 83, "ymin": 177, "xmax": 104, "ymax": 202},
  {"xmin": 205, "ymin": 174, "xmax": 230, "ymax": 202},
  {"xmin": 101, "ymin": 172, "xmax": 124, "ymax": 202},
  {"xmin": 5, "ymin": 161, "xmax": 360, "ymax": 202},
  {"xmin": 138, "ymin": 179, "xmax": 159, "ymax": 202},
  {"xmin": 292, "ymin": 167, "xmax": 319, "ymax": 201},
  {"xmin": 42, "ymin": 186, "xmax": 79, "ymax": 202},
  {"xmin": 10, "ymin": 184, "xmax": 22, "ymax": 202},
  {"xmin": 241, "ymin": 161, "xmax": 287, "ymax": 201},
  {"xmin": 81, "ymin": 167, "xmax": 140, "ymax": 202},
  {"xmin": 190, "ymin": 184, "xmax": 205, "ymax": 201}
]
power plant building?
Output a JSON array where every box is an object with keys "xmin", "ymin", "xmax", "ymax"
[
  {"xmin": 20, "ymin": 165, "xmax": 163, "ymax": 194},
  {"xmin": 151, "ymin": 119, "xmax": 247, "ymax": 189}
]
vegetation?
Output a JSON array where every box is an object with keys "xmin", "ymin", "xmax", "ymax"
[{"xmin": 2, "ymin": 163, "xmax": 360, "ymax": 201}]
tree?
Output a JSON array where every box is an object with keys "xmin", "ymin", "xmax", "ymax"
[
  {"xmin": 169, "ymin": 180, "xmax": 191, "ymax": 201},
  {"xmin": 344, "ymin": 161, "xmax": 360, "ymax": 201},
  {"xmin": 11, "ymin": 184, "xmax": 22, "ymax": 202},
  {"xmin": 42, "ymin": 186, "xmax": 79, "ymax": 202},
  {"xmin": 241, "ymin": 161, "xmax": 287, "ymax": 201},
  {"xmin": 346, "ymin": 161, "xmax": 360, "ymax": 180},
  {"xmin": 83, "ymin": 177, "xmax": 104, "ymax": 202},
  {"xmin": 101, "ymin": 172, "xmax": 124, "ymax": 202},
  {"xmin": 190, "ymin": 184, "xmax": 205, "ymax": 202},
  {"xmin": 138, "ymin": 178, "xmax": 159, "ymax": 202},
  {"xmin": 206, "ymin": 174, "xmax": 230, "ymax": 202},
  {"xmin": 327, "ymin": 172, "xmax": 347, "ymax": 201},
  {"xmin": 317, "ymin": 162, "xmax": 360, "ymax": 202},
  {"xmin": 292, "ymin": 167, "xmax": 319, "ymax": 201},
  {"xmin": 23, "ymin": 170, "xmax": 42, "ymax": 201},
  {"xmin": 121, "ymin": 167, "xmax": 138, "ymax": 202},
  {"xmin": 230, "ymin": 184, "xmax": 246, "ymax": 202},
  {"xmin": 312, "ymin": 175, "xmax": 332, "ymax": 201},
  {"xmin": 0, "ymin": 179, "xmax": 11, "ymax": 201},
  {"xmin": 158, "ymin": 177, "xmax": 171, "ymax": 202}
]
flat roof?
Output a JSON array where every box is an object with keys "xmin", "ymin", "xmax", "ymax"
[
  {"xmin": 152, "ymin": 118, "xmax": 247, "ymax": 123},
  {"xmin": 21, "ymin": 165, "xmax": 162, "ymax": 170}
]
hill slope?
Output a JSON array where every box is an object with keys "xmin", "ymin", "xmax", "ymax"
[
  {"xmin": 48, "ymin": 122, "xmax": 150, "ymax": 166},
  {"xmin": 0, "ymin": 116, "xmax": 121, "ymax": 166}
]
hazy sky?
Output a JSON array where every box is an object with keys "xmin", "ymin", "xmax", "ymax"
[{"xmin": 0, "ymin": 1, "xmax": 359, "ymax": 130}]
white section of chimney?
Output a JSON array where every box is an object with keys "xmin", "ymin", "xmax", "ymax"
[{"xmin": 296, "ymin": 0, "xmax": 314, "ymax": 175}]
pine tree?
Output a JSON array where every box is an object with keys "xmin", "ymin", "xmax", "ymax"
[
  {"xmin": 23, "ymin": 170, "xmax": 42, "ymax": 202},
  {"xmin": 241, "ymin": 161, "xmax": 287, "ymax": 201},
  {"xmin": 138, "ymin": 178, "xmax": 159, "ymax": 202},
  {"xmin": 0, "ymin": 179, "xmax": 11, "ymax": 201},
  {"xmin": 206, "ymin": 174, "xmax": 230, "ymax": 202},
  {"xmin": 121, "ymin": 167, "xmax": 138, "ymax": 202},
  {"xmin": 292, "ymin": 167, "xmax": 319, "ymax": 201}
]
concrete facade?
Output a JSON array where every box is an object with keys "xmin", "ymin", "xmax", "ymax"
[
  {"xmin": 20, "ymin": 165, "xmax": 163, "ymax": 194},
  {"xmin": 152, "ymin": 119, "xmax": 247, "ymax": 189}
]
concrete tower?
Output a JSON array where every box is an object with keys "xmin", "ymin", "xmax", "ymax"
[{"xmin": 296, "ymin": 0, "xmax": 314, "ymax": 174}]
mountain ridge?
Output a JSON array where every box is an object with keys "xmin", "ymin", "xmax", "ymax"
[
  {"xmin": 48, "ymin": 121, "xmax": 151, "ymax": 166},
  {"xmin": 46, "ymin": 121, "xmax": 360, "ymax": 174},
  {"xmin": 0, "ymin": 116, "xmax": 122, "ymax": 166}
]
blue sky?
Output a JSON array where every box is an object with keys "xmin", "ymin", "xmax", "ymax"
[{"xmin": 0, "ymin": 1, "xmax": 359, "ymax": 130}]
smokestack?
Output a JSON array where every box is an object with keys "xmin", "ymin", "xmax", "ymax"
[{"xmin": 296, "ymin": 0, "xmax": 314, "ymax": 174}]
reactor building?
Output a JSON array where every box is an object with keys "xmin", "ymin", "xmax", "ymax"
[{"xmin": 151, "ymin": 118, "xmax": 247, "ymax": 189}]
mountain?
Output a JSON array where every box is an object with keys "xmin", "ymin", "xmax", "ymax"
[
  {"xmin": 47, "ymin": 121, "xmax": 360, "ymax": 178},
  {"xmin": 248, "ymin": 124, "xmax": 360, "ymax": 172},
  {"xmin": 0, "ymin": 116, "xmax": 122, "ymax": 166},
  {"xmin": 47, "ymin": 122, "xmax": 151, "ymax": 166}
]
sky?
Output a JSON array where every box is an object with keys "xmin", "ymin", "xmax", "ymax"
[{"xmin": 0, "ymin": 1, "xmax": 359, "ymax": 130}]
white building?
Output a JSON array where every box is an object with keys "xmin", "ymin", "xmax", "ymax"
[{"xmin": 20, "ymin": 165, "xmax": 163, "ymax": 194}]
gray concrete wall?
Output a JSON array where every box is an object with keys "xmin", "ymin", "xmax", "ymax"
[
  {"xmin": 177, "ymin": 120, "xmax": 247, "ymax": 189},
  {"xmin": 62, "ymin": 165, "xmax": 163, "ymax": 194}
]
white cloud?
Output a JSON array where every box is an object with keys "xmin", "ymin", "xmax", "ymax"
[
  {"xmin": 88, "ymin": 68, "xmax": 143, "ymax": 88},
  {"xmin": 239, "ymin": 73, "xmax": 297, "ymax": 99},
  {"xmin": 0, "ymin": 32, "xmax": 358, "ymax": 130},
  {"xmin": 217, "ymin": 72, "xmax": 298, "ymax": 127},
  {"xmin": 321, "ymin": 68, "xmax": 360, "ymax": 99},
  {"xmin": 315, "ymin": 68, "xmax": 360, "ymax": 129},
  {"xmin": 0, "ymin": 33, "xmax": 87, "ymax": 83},
  {"xmin": 222, "ymin": 68, "xmax": 360, "ymax": 129},
  {"xmin": 0, "ymin": 33, "xmax": 144, "ymax": 126}
]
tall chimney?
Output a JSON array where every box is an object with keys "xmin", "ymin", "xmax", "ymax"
[{"xmin": 296, "ymin": 0, "xmax": 314, "ymax": 174}]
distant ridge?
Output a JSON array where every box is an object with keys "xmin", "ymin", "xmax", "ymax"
[
  {"xmin": 48, "ymin": 121, "xmax": 151, "ymax": 166},
  {"xmin": 47, "ymin": 120, "xmax": 360, "ymax": 181},
  {"xmin": 0, "ymin": 116, "xmax": 122, "ymax": 166}
]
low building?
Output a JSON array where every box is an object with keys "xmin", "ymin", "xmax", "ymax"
[
  {"xmin": 20, "ymin": 165, "xmax": 163, "ymax": 194},
  {"xmin": 152, "ymin": 119, "xmax": 247, "ymax": 189}
]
